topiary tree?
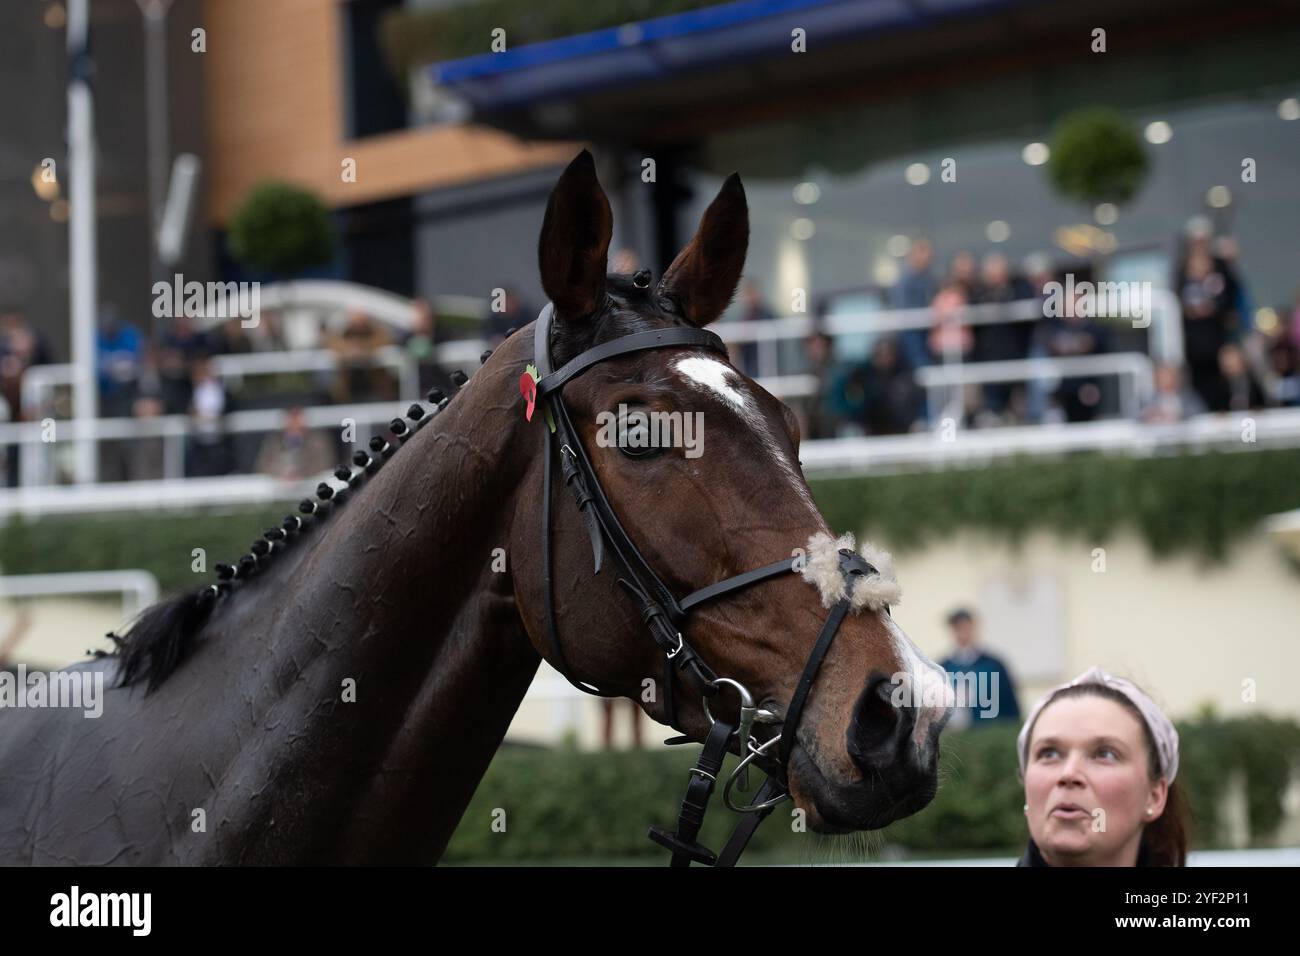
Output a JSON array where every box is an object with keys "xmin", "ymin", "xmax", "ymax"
[
  {"xmin": 1046, "ymin": 107, "xmax": 1149, "ymax": 206},
  {"xmin": 227, "ymin": 181, "xmax": 335, "ymax": 277}
]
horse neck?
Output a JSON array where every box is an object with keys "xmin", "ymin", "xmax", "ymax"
[{"xmin": 202, "ymin": 347, "xmax": 542, "ymax": 863}]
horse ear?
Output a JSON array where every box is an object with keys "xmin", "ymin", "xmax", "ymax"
[
  {"xmin": 657, "ymin": 173, "xmax": 749, "ymax": 328},
  {"xmin": 538, "ymin": 150, "xmax": 613, "ymax": 323}
]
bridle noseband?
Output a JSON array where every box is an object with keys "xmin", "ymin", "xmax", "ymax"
[{"xmin": 532, "ymin": 301, "xmax": 887, "ymax": 867}]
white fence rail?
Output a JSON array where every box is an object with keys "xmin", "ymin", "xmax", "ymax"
[
  {"xmin": 4, "ymin": 408, "xmax": 1298, "ymax": 518},
  {"xmin": 0, "ymin": 571, "xmax": 159, "ymax": 617},
  {"xmin": 916, "ymin": 353, "xmax": 1155, "ymax": 422}
]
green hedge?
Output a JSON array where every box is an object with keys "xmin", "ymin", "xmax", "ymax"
[
  {"xmin": 445, "ymin": 715, "xmax": 1300, "ymax": 863},
  {"xmin": 4, "ymin": 449, "xmax": 1298, "ymax": 595},
  {"xmin": 811, "ymin": 448, "xmax": 1300, "ymax": 563},
  {"xmin": 0, "ymin": 506, "xmax": 289, "ymax": 595}
]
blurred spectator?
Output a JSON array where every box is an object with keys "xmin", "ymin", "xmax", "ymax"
[
  {"xmin": 208, "ymin": 317, "xmax": 255, "ymax": 356},
  {"xmin": 802, "ymin": 331, "xmax": 840, "ymax": 439},
  {"xmin": 128, "ymin": 393, "xmax": 167, "ymax": 481},
  {"xmin": 927, "ymin": 282, "xmax": 974, "ymax": 362},
  {"xmin": 403, "ymin": 298, "xmax": 451, "ymax": 397},
  {"xmin": 927, "ymin": 282, "xmax": 977, "ymax": 424},
  {"xmin": 1212, "ymin": 343, "xmax": 1264, "ymax": 412},
  {"xmin": 1141, "ymin": 364, "xmax": 1205, "ymax": 423},
  {"xmin": 856, "ymin": 336, "xmax": 922, "ymax": 435},
  {"xmin": 1177, "ymin": 247, "xmax": 1240, "ymax": 411},
  {"xmin": 1288, "ymin": 289, "xmax": 1300, "ymax": 355},
  {"xmin": 96, "ymin": 305, "xmax": 144, "ymax": 417},
  {"xmin": 972, "ymin": 253, "xmax": 1033, "ymax": 423},
  {"xmin": 1022, "ymin": 254, "xmax": 1056, "ymax": 300},
  {"xmin": 1032, "ymin": 291, "xmax": 1110, "ymax": 422},
  {"xmin": 735, "ymin": 277, "xmax": 775, "ymax": 377},
  {"xmin": 892, "ymin": 239, "xmax": 937, "ymax": 370},
  {"xmin": 948, "ymin": 250, "xmax": 982, "ymax": 301},
  {"xmin": 186, "ymin": 356, "xmax": 232, "ymax": 476},
  {"xmin": 98, "ymin": 386, "xmax": 167, "ymax": 483},
  {"xmin": 0, "ymin": 308, "xmax": 54, "ymax": 396},
  {"xmin": 254, "ymin": 406, "xmax": 334, "ymax": 481},
  {"xmin": 1023, "ymin": 254, "xmax": 1060, "ymax": 423},
  {"xmin": 0, "ymin": 389, "xmax": 10, "ymax": 489},
  {"xmin": 247, "ymin": 308, "xmax": 287, "ymax": 351},
  {"xmin": 327, "ymin": 310, "xmax": 395, "ymax": 404},
  {"xmin": 1268, "ymin": 337, "xmax": 1300, "ymax": 406},
  {"xmin": 156, "ymin": 314, "xmax": 208, "ymax": 414},
  {"xmin": 938, "ymin": 608, "xmax": 1021, "ymax": 730},
  {"xmin": 483, "ymin": 287, "xmax": 531, "ymax": 348},
  {"xmin": 1, "ymin": 308, "xmax": 54, "ymax": 487}
]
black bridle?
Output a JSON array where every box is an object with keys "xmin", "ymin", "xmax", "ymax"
[{"xmin": 532, "ymin": 299, "xmax": 885, "ymax": 867}]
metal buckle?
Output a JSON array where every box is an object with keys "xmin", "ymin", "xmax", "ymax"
[
  {"xmin": 723, "ymin": 735, "xmax": 791, "ymax": 813},
  {"xmin": 703, "ymin": 677, "xmax": 760, "ymax": 792},
  {"xmin": 665, "ymin": 632, "xmax": 684, "ymax": 659},
  {"xmin": 688, "ymin": 767, "xmax": 716, "ymax": 784}
]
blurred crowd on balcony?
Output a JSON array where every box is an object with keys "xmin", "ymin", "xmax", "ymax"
[
  {"xmin": 3, "ymin": 224, "xmax": 1300, "ymax": 485},
  {"xmin": 783, "ymin": 227, "xmax": 1299, "ymax": 440}
]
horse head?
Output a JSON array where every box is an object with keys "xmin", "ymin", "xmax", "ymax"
[{"xmin": 504, "ymin": 151, "xmax": 954, "ymax": 833}]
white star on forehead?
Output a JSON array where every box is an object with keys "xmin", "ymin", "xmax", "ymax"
[
  {"xmin": 671, "ymin": 353, "xmax": 818, "ymax": 512},
  {"xmin": 673, "ymin": 356, "xmax": 746, "ymax": 409}
]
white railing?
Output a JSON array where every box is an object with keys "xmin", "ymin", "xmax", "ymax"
[
  {"xmin": 1, "ymin": 400, "xmax": 429, "ymax": 487},
  {"xmin": 21, "ymin": 340, "xmax": 488, "ymax": 421},
  {"xmin": 798, "ymin": 406, "xmax": 1300, "ymax": 475},
  {"xmin": 915, "ymin": 353, "xmax": 1155, "ymax": 422},
  {"xmin": 0, "ymin": 474, "xmax": 315, "ymax": 519},
  {"xmin": 4, "ymin": 408, "xmax": 1298, "ymax": 518}
]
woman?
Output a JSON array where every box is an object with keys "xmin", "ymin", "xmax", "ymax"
[{"xmin": 1016, "ymin": 667, "xmax": 1189, "ymax": 866}]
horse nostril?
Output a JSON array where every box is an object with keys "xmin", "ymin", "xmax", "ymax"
[
  {"xmin": 867, "ymin": 675, "xmax": 896, "ymax": 717},
  {"xmin": 842, "ymin": 671, "xmax": 915, "ymax": 780},
  {"xmin": 847, "ymin": 674, "xmax": 906, "ymax": 773}
]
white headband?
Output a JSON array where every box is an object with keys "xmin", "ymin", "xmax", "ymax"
[{"xmin": 1017, "ymin": 666, "xmax": 1179, "ymax": 784}]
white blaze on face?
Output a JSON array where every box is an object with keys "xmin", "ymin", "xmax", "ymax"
[
  {"xmin": 672, "ymin": 354, "xmax": 818, "ymax": 512},
  {"xmin": 884, "ymin": 616, "xmax": 955, "ymax": 753}
]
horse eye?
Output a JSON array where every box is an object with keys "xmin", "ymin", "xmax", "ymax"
[
  {"xmin": 618, "ymin": 419, "xmax": 663, "ymax": 459},
  {"xmin": 620, "ymin": 444, "xmax": 662, "ymax": 460}
]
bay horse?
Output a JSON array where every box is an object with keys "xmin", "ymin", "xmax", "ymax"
[{"xmin": 0, "ymin": 151, "xmax": 952, "ymax": 865}]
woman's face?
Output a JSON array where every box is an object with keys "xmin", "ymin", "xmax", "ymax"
[{"xmin": 1024, "ymin": 695, "xmax": 1167, "ymax": 866}]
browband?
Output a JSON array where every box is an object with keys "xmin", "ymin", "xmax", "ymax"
[{"xmin": 534, "ymin": 304, "xmax": 727, "ymax": 398}]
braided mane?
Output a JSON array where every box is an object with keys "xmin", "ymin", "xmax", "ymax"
[{"xmin": 106, "ymin": 348, "xmax": 496, "ymax": 693}]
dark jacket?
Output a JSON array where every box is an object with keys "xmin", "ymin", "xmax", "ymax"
[
  {"xmin": 939, "ymin": 650, "xmax": 1021, "ymax": 723},
  {"xmin": 1017, "ymin": 837, "xmax": 1152, "ymax": 866}
]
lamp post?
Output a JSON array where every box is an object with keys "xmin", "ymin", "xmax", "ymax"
[
  {"xmin": 66, "ymin": 0, "xmax": 98, "ymax": 484},
  {"xmin": 134, "ymin": 0, "xmax": 176, "ymax": 296}
]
